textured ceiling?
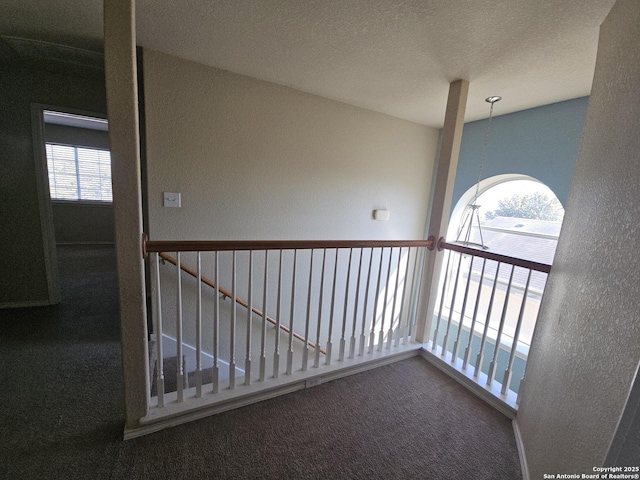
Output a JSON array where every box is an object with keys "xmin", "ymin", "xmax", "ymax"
[{"xmin": 0, "ymin": 0, "xmax": 616, "ymax": 127}]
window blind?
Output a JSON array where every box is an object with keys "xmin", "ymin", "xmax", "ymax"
[{"xmin": 46, "ymin": 143, "xmax": 112, "ymax": 202}]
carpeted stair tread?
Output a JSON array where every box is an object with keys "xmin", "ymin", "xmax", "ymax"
[{"xmin": 151, "ymin": 356, "xmax": 215, "ymax": 395}]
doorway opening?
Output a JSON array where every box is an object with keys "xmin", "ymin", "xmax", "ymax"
[{"xmin": 32, "ymin": 105, "xmax": 112, "ymax": 305}]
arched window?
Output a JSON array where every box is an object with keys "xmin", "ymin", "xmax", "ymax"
[
  {"xmin": 431, "ymin": 175, "xmax": 566, "ymax": 394},
  {"xmin": 448, "ymin": 175, "xmax": 564, "ymax": 263}
]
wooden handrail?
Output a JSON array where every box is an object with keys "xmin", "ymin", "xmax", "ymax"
[
  {"xmin": 144, "ymin": 237, "xmax": 435, "ymax": 256},
  {"xmin": 438, "ymin": 239, "xmax": 551, "ymax": 274},
  {"xmin": 158, "ymin": 252, "xmax": 326, "ymax": 355}
]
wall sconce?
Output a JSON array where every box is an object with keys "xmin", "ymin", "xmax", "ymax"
[{"xmin": 373, "ymin": 209, "xmax": 390, "ymax": 221}]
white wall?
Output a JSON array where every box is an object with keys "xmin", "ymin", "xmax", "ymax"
[
  {"xmin": 142, "ymin": 49, "xmax": 437, "ymax": 371},
  {"xmin": 142, "ymin": 48, "xmax": 438, "ymax": 242},
  {"xmin": 51, "ymin": 203, "xmax": 114, "ymax": 244},
  {"xmin": 517, "ymin": 0, "xmax": 640, "ymax": 475}
]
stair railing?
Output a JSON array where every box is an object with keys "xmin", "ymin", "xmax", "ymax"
[
  {"xmin": 143, "ymin": 235, "xmax": 434, "ymax": 408},
  {"xmin": 430, "ymin": 238, "xmax": 551, "ymax": 405}
]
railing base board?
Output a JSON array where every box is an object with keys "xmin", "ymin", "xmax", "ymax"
[
  {"xmin": 419, "ymin": 344, "xmax": 517, "ymax": 419},
  {"xmin": 124, "ymin": 343, "xmax": 422, "ymax": 440},
  {"xmin": 512, "ymin": 419, "xmax": 530, "ymax": 480}
]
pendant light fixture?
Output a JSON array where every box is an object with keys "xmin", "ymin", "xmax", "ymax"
[{"xmin": 453, "ymin": 95, "xmax": 501, "ymax": 250}]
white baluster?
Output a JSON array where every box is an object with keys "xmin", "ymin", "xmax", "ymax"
[
  {"xmin": 442, "ymin": 252, "xmax": 464, "ymax": 358},
  {"xmin": 154, "ymin": 253, "xmax": 164, "ymax": 407},
  {"xmin": 370, "ymin": 248, "xmax": 384, "ymax": 354},
  {"xmin": 360, "ymin": 248, "xmax": 374, "ymax": 356},
  {"xmin": 274, "ymin": 250, "xmax": 283, "ymax": 378},
  {"xmin": 176, "ymin": 252, "xmax": 184, "ymax": 402},
  {"xmin": 349, "ymin": 248, "xmax": 363, "ymax": 359},
  {"xmin": 182, "ymin": 355, "xmax": 188, "ymax": 390},
  {"xmin": 326, "ymin": 249, "xmax": 339, "ymax": 364},
  {"xmin": 379, "ymin": 247, "xmax": 393, "ymax": 351},
  {"xmin": 463, "ymin": 258, "xmax": 486, "ymax": 370},
  {"xmin": 195, "ymin": 252, "xmax": 203, "ymax": 398},
  {"xmin": 407, "ymin": 247, "xmax": 425, "ymax": 339},
  {"xmin": 212, "ymin": 251, "xmax": 219, "ymax": 393},
  {"xmin": 229, "ymin": 251, "xmax": 237, "ymax": 390},
  {"xmin": 314, "ymin": 249, "xmax": 327, "ymax": 368},
  {"xmin": 339, "ymin": 248, "xmax": 353, "ymax": 361},
  {"xmin": 397, "ymin": 247, "xmax": 410, "ymax": 346},
  {"xmin": 391, "ymin": 247, "xmax": 403, "ymax": 348},
  {"xmin": 487, "ymin": 265, "xmax": 515, "ymax": 387},
  {"xmin": 517, "ymin": 371, "xmax": 526, "ymax": 406},
  {"xmin": 502, "ymin": 269, "xmax": 532, "ymax": 395},
  {"xmin": 403, "ymin": 247, "xmax": 419, "ymax": 345},
  {"xmin": 475, "ymin": 262, "xmax": 502, "ymax": 378},
  {"xmin": 245, "ymin": 251, "xmax": 253, "ymax": 385},
  {"xmin": 451, "ymin": 254, "xmax": 473, "ymax": 362},
  {"xmin": 302, "ymin": 250, "xmax": 314, "ymax": 371},
  {"xmin": 287, "ymin": 250, "xmax": 297, "ymax": 375},
  {"xmin": 432, "ymin": 249, "xmax": 453, "ymax": 352},
  {"xmin": 260, "ymin": 251, "xmax": 268, "ymax": 382}
]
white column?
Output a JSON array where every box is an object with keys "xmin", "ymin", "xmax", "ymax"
[
  {"xmin": 104, "ymin": 0, "xmax": 149, "ymax": 428},
  {"xmin": 414, "ymin": 79, "xmax": 469, "ymax": 344}
]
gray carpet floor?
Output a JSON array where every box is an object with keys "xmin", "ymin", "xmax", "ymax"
[{"xmin": 0, "ymin": 245, "xmax": 522, "ymax": 480}]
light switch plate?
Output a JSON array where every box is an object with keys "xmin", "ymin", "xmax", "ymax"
[{"xmin": 163, "ymin": 192, "xmax": 181, "ymax": 208}]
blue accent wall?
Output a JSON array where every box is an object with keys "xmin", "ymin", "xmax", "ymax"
[{"xmin": 452, "ymin": 97, "xmax": 589, "ymax": 210}]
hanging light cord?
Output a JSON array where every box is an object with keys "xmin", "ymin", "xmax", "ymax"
[
  {"xmin": 454, "ymin": 96, "xmax": 501, "ymax": 248},
  {"xmin": 471, "ymin": 96, "xmax": 500, "ymax": 205}
]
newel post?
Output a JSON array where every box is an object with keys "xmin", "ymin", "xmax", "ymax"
[
  {"xmin": 104, "ymin": 0, "xmax": 150, "ymax": 429},
  {"xmin": 413, "ymin": 79, "xmax": 468, "ymax": 344}
]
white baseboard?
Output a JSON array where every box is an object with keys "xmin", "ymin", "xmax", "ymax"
[
  {"xmin": 56, "ymin": 242, "xmax": 115, "ymax": 246},
  {"xmin": 0, "ymin": 299, "xmax": 54, "ymax": 309},
  {"xmin": 513, "ymin": 419, "xmax": 530, "ymax": 480},
  {"xmin": 418, "ymin": 346, "xmax": 517, "ymax": 419}
]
